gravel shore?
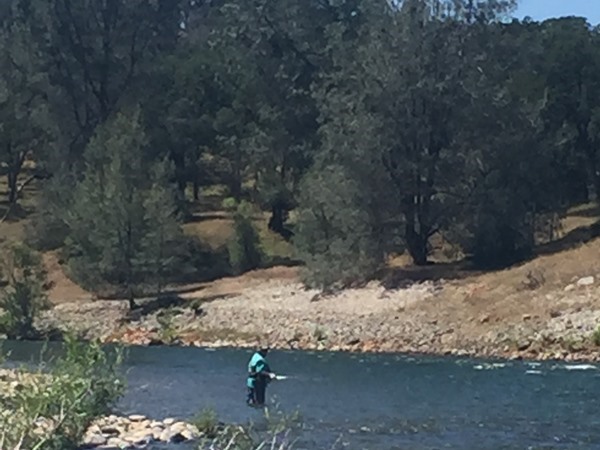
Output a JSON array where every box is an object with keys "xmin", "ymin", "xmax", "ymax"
[{"xmin": 39, "ymin": 267, "xmax": 600, "ymax": 362}]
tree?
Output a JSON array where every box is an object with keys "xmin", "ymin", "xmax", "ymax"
[
  {"xmin": 0, "ymin": 243, "xmax": 49, "ymax": 339},
  {"xmin": 24, "ymin": 0, "xmax": 184, "ymax": 161},
  {"xmin": 142, "ymin": 159, "xmax": 186, "ymax": 294},
  {"xmin": 309, "ymin": 0, "xmax": 513, "ymax": 265},
  {"xmin": 0, "ymin": 1, "xmax": 50, "ymax": 218},
  {"xmin": 202, "ymin": 0, "xmax": 329, "ymax": 235},
  {"xmin": 294, "ymin": 164, "xmax": 384, "ymax": 289},
  {"xmin": 537, "ymin": 18, "xmax": 600, "ymax": 202},
  {"xmin": 227, "ymin": 201, "xmax": 263, "ymax": 274},
  {"xmin": 65, "ymin": 108, "xmax": 183, "ymax": 308},
  {"xmin": 446, "ymin": 18, "xmax": 562, "ymax": 267}
]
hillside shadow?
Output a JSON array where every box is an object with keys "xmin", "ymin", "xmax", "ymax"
[
  {"xmin": 535, "ymin": 220, "xmax": 600, "ymax": 257},
  {"xmin": 128, "ymin": 291, "xmax": 239, "ymax": 320},
  {"xmin": 185, "ymin": 212, "xmax": 232, "ymax": 223},
  {"xmin": 0, "ymin": 202, "xmax": 31, "ymax": 222},
  {"xmin": 263, "ymin": 256, "xmax": 302, "ymax": 268},
  {"xmin": 128, "ymin": 294, "xmax": 188, "ymax": 319},
  {"xmin": 378, "ymin": 260, "xmax": 481, "ymax": 289}
]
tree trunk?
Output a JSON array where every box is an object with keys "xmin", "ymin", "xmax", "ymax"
[
  {"xmin": 192, "ymin": 181, "xmax": 200, "ymax": 201},
  {"xmin": 268, "ymin": 204, "xmax": 284, "ymax": 234},
  {"xmin": 7, "ymin": 172, "xmax": 17, "ymax": 205},
  {"xmin": 405, "ymin": 222, "xmax": 428, "ymax": 266},
  {"xmin": 128, "ymin": 293, "xmax": 136, "ymax": 310},
  {"xmin": 268, "ymin": 202, "xmax": 293, "ymax": 241},
  {"xmin": 229, "ymin": 175, "xmax": 242, "ymax": 201}
]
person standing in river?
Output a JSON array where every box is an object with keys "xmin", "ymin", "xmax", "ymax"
[{"xmin": 246, "ymin": 346, "xmax": 276, "ymax": 407}]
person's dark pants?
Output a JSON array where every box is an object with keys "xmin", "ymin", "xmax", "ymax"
[{"xmin": 247, "ymin": 380, "xmax": 267, "ymax": 406}]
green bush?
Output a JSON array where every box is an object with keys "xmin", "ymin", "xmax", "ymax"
[
  {"xmin": 0, "ymin": 334, "xmax": 124, "ymax": 450},
  {"xmin": 197, "ymin": 405, "xmax": 304, "ymax": 450},
  {"xmin": 222, "ymin": 197, "xmax": 239, "ymax": 212},
  {"xmin": 227, "ymin": 201, "xmax": 263, "ymax": 274},
  {"xmin": 156, "ymin": 309, "xmax": 178, "ymax": 345},
  {"xmin": 592, "ymin": 326, "xmax": 600, "ymax": 346},
  {"xmin": 294, "ymin": 165, "xmax": 383, "ymax": 290},
  {"xmin": 191, "ymin": 407, "xmax": 220, "ymax": 439},
  {"xmin": 0, "ymin": 243, "xmax": 50, "ymax": 339}
]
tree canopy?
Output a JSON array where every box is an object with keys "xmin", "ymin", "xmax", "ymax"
[{"xmin": 1, "ymin": 0, "xmax": 599, "ymax": 291}]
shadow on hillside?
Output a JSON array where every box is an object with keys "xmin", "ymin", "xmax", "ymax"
[
  {"xmin": 184, "ymin": 211, "xmax": 269, "ymax": 225},
  {"xmin": 0, "ymin": 202, "xmax": 31, "ymax": 222},
  {"xmin": 378, "ymin": 261, "xmax": 481, "ymax": 289},
  {"xmin": 535, "ymin": 220, "xmax": 600, "ymax": 257},
  {"xmin": 127, "ymin": 291, "xmax": 239, "ymax": 320},
  {"xmin": 185, "ymin": 212, "xmax": 232, "ymax": 223},
  {"xmin": 128, "ymin": 295, "xmax": 188, "ymax": 319},
  {"xmin": 264, "ymin": 256, "xmax": 302, "ymax": 268}
]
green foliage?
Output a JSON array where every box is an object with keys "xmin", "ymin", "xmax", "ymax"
[
  {"xmin": 191, "ymin": 407, "xmax": 220, "ymax": 439},
  {"xmin": 222, "ymin": 197, "xmax": 239, "ymax": 212},
  {"xmin": 227, "ymin": 201, "xmax": 263, "ymax": 274},
  {"xmin": 0, "ymin": 335, "xmax": 124, "ymax": 450},
  {"xmin": 592, "ymin": 326, "xmax": 600, "ymax": 347},
  {"xmin": 64, "ymin": 108, "xmax": 185, "ymax": 302},
  {"xmin": 294, "ymin": 165, "xmax": 383, "ymax": 290},
  {"xmin": 156, "ymin": 309, "xmax": 178, "ymax": 345},
  {"xmin": 0, "ymin": 1, "xmax": 52, "ymax": 213},
  {"xmin": 196, "ymin": 405, "xmax": 305, "ymax": 450},
  {"xmin": 25, "ymin": 170, "xmax": 77, "ymax": 251},
  {"xmin": 6, "ymin": 0, "xmax": 600, "ymax": 291},
  {"xmin": 0, "ymin": 243, "xmax": 49, "ymax": 339}
]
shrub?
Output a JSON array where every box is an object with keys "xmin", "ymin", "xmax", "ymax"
[
  {"xmin": 227, "ymin": 201, "xmax": 263, "ymax": 274},
  {"xmin": 592, "ymin": 326, "xmax": 600, "ymax": 346},
  {"xmin": 294, "ymin": 165, "xmax": 383, "ymax": 290},
  {"xmin": 198, "ymin": 405, "xmax": 305, "ymax": 450},
  {"xmin": 156, "ymin": 309, "xmax": 178, "ymax": 345},
  {"xmin": 0, "ymin": 334, "xmax": 124, "ymax": 450},
  {"xmin": 0, "ymin": 243, "xmax": 50, "ymax": 339},
  {"xmin": 191, "ymin": 407, "xmax": 220, "ymax": 438},
  {"xmin": 222, "ymin": 197, "xmax": 239, "ymax": 212}
]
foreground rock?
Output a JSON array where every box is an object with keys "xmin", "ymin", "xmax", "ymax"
[{"xmin": 83, "ymin": 414, "xmax": 200, "ymax": 449}]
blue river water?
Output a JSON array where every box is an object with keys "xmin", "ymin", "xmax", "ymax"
[{"xmin": 4, "ymin": 342, "xmax": 600, "ymax": 450}]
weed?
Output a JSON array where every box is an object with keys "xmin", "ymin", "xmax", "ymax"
[{"xmin": 592, "ymin": 326, "xmax": 600, "ymax": 346}]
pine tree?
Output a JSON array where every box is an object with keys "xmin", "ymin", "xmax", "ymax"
[
  {"xmin": 141, "ymin": 158, "xmax": 185, "ymax": 294},
  {"xmin": 66, "ymin": 108, "xmax": 183, "ymax": 307}
]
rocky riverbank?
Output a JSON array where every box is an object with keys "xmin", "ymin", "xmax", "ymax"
[
  {"xmin": 37, "ymin": 263, "xmax": 600, "ymax": 363},
  {"xmin": 83, "ymin": 414, "xmax": 200, "ymax": 449}
]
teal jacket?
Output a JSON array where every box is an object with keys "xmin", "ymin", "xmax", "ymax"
[{"xmin": 247, "ymin": 352, "xmax": 271, "ymax": 388}]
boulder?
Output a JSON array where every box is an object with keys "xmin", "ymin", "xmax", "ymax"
[
  {"xmin": 83, "ymin": 433, "xmax": 108, "ymax": 446},
  {"xmin": 159, "ymin": 428, "xmax": 186, "ymax": 443},
  {"xmin": 128, "ymin": 414, "xmax": 146, "ymax": 422},
  {"xmin": 123, "ymin": 431, "xmax": 154, "ymax": 446},
  {"xmin": 106, "ymin": 437, "xmax": 133, "ymax": 449},
  {"xmin": 577, "ymin": 276, "xmax": 595, "ymax": 287}
]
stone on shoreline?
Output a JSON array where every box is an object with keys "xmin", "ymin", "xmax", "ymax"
[{"xmin": 81, "ymin": 415, "xmax": 200, "ymax": 449}]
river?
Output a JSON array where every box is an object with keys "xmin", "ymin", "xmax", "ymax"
[{"xmin": 4, "ymin": 341, "xmax": 600, "ymax": 450}]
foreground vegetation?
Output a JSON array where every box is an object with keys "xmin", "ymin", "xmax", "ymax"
[
  {"xmin": 192, "ymin": 406, "xmax": 314, "ymax": 450},
  {"xmin": 0, "ymin": 336, "xmax": 124, "ymax": 450}
]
